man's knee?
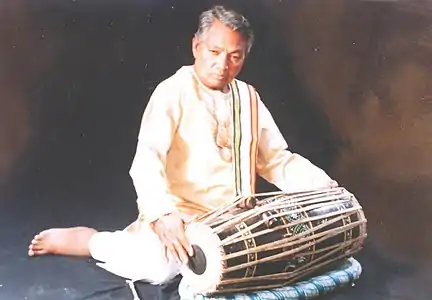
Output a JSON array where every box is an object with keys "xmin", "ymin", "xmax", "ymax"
[
  {"xmin": 88, "ymin": 230, "xmax": 181, "ymax": 284},
  {"xmin": 147, "ymin": 263, "xmax": 180, "ymax": 285},
  {"xmin": 88, "ymin": 231, "xmax": 124, "ymax": 261},
  {"xmin": 134, "ymin": 247, "xmax": 181, "ymax": 285}
]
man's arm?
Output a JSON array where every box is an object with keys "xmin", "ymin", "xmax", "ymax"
[
  {"xmin": 255, "ymin": 94, "xmax": 337, "ymax": 193},
  {"xmin": 130, "ymin": 80, "xmax": 194, "ymax": 264},
  {"xmin": 129, "ymin": 80, "xmax": 182, "ymax": 224}
]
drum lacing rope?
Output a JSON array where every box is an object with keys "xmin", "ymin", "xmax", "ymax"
[{"xmin": 126, "ymin": 280, "xmax": 141, "ymax": 300}]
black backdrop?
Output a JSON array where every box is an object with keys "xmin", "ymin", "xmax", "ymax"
[{"xmin": 1, "ymin": 0, "xmax": 431, "ymax": 299}]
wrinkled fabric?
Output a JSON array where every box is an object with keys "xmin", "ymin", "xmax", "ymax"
[
  {"xmin": 88, "ymin": 65, "xmax": 336, "ymax": 283},
  {"xmin": 129, "ymin": 65, "xmax": 335, "ymax": 224}
]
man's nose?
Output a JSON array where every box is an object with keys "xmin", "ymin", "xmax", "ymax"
[{"xmin": 216, "ymin": 54, "xmax": 229, "ymax": 72}]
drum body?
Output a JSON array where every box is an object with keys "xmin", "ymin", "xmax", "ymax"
[{"xmin": 181, "ymin": 188, "xmax": 367, "ymax": 296}]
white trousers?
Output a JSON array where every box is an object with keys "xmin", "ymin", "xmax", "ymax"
[{"xmin": 88, "ymin": 223, "xmax": 181, "ymax": 285}]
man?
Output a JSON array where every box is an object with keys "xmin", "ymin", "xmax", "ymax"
[{"xmin": 28, "ymin": 5, "xmax": 337, "ymax": 288}]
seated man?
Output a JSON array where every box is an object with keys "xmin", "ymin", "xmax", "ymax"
[{"xmin": 28, "ymin": 5, "xmax": 337, "ymax": 287}]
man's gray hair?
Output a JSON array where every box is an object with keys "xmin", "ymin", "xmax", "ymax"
[{"xmin": 195, "ymin": 5, "xmax": 254, "ymax": 54}]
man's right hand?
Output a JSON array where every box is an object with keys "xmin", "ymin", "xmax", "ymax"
[{"xmin": 151, "ymin": 213, "xmax": 194, "ymax": 265}]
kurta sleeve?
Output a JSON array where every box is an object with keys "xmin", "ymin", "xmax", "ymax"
[
  {"xmin": 255, "ymin": 94, "xmax": 337, "ymax": 193},
  {"xmin": 129, "ymin": 80, "xmax": 183, "ymax": 224}
]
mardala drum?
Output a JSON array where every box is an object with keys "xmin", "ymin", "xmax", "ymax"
[{"xmin": 180, "ymin": 187, "xmax": 367, "ymax": 295}]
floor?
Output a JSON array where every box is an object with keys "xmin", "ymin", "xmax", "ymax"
[{"xmin": 1, "ymin": 173, "xmax": 431, "ymax": 299}]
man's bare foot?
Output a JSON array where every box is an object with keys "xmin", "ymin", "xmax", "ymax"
[{"xmin": 28, "ymin": 227, "xmax": 97, "ymax": 257}]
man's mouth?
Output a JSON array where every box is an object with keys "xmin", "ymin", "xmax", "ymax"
[{"xmin": 213, "ymin": 74, "xmax": 226, "ymax": 80}]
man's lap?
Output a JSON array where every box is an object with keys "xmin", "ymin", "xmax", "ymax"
[{"xmin": 88, "ymin": 226, "xmax": 181, "ymax": 285}]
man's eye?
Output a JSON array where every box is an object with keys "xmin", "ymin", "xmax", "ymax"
[
  {"xmin": 210, "ymin": 50, "xmax": 218, "ymax": 54},
  {"xmin": 232, "ymin": 55, "xmax": 242, "ymax": 62}
]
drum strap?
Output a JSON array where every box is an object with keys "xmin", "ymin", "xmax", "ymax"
[
  {"xmin": 229, "ymin": 80, "xmax": 259, "ymax": 197},
  {"xmin": 126, "ymin": 280, "xmax": 141, "ymax": 300}
]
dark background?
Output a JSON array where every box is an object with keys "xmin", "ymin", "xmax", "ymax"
[{"xmin": 1, "ymin": 0, "xmax": 431, "ymax": 299}]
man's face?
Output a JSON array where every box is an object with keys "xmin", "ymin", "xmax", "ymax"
[{"xmin": 192, "ymin": 20, "xmax": 247, "ymax": 91}]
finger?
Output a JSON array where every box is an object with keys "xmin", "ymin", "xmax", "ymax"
[
  {"xmin": 176, "ymin": 223, "xmax": 194, "ymax": 257},
  {"xmin": 163, "ymin": 245, "xmax": 169, "ymax": 264},
  {"xmin": 165, "ymin": 226, "xmax": 190, "ymax": 265},
  {"xmin": 173, "ymin": 239, "xmax": 190, "ymax": 265},
  {"xmin": 166, "ymin": 238, "xmax": 183, "ymax": 265},
  {"xmin": 159, "ymin": 232, "xmax": 182, "ymax": 265},
  {"xmin": 330, "ymin": 180, "xmax": 338, "ymax": 188}
]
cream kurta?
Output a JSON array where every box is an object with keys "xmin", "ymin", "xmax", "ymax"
[
  {"xmin": 89, "ymin": 65, "xmax": 336, "ymax": 286},
  {"xmin": 129, "ymin": 65, "xmax": 335, "ymax": 225}
]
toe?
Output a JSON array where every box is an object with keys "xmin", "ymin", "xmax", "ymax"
[
  {"xmin": 33, "ymin": 249, "xmax": 48, "ymax": 255},
  {"xmin": 31, "ymin": 244, "xmax": 43, "ymax": 251}
]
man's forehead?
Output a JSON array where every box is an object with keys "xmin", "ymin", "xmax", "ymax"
[
  {"xmin": 200, "ymin": 33, "xmax": 247, "ymax": 53},
  {"xmin": 206, "ymin": 41, "xmax": 245, "ymax": 52}
]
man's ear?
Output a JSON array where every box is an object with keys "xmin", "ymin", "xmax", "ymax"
[{"xmin": 192, "ymin": 36, "xmax": 199, "ymax": 58}]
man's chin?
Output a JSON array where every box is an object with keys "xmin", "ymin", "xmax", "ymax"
[{"xmin": 204, "ymin": 79, "xmax": 229, "ymax": 91}]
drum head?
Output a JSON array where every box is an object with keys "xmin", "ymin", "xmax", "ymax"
[{"xmin": 180, "ymin": 223, "xmax": 225, "ymax": 295}]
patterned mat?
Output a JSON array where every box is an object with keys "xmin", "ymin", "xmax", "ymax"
[{"xmin": 178, "ymin": 257, "xmax": 362, "ymax": 300}]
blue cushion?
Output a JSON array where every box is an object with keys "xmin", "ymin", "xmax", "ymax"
[{"xmin": 179, "ymin": 257, "xmax": 362, "ymax": 300}]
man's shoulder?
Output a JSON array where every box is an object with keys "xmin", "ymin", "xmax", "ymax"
[
  {"xmin": 147, "ymin": 66, "xmax": 194, "ymax": 106},
  {"xmin": 234, "ymin": 77, "xmax": 257, "ymax": 91},
  {"xmin": 234, "ymin": 78, "xmax": 260, "ymax": 96},
  {"xmin": 155, "ymin": 65, "xmax": 194, "ymax": 91}
]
